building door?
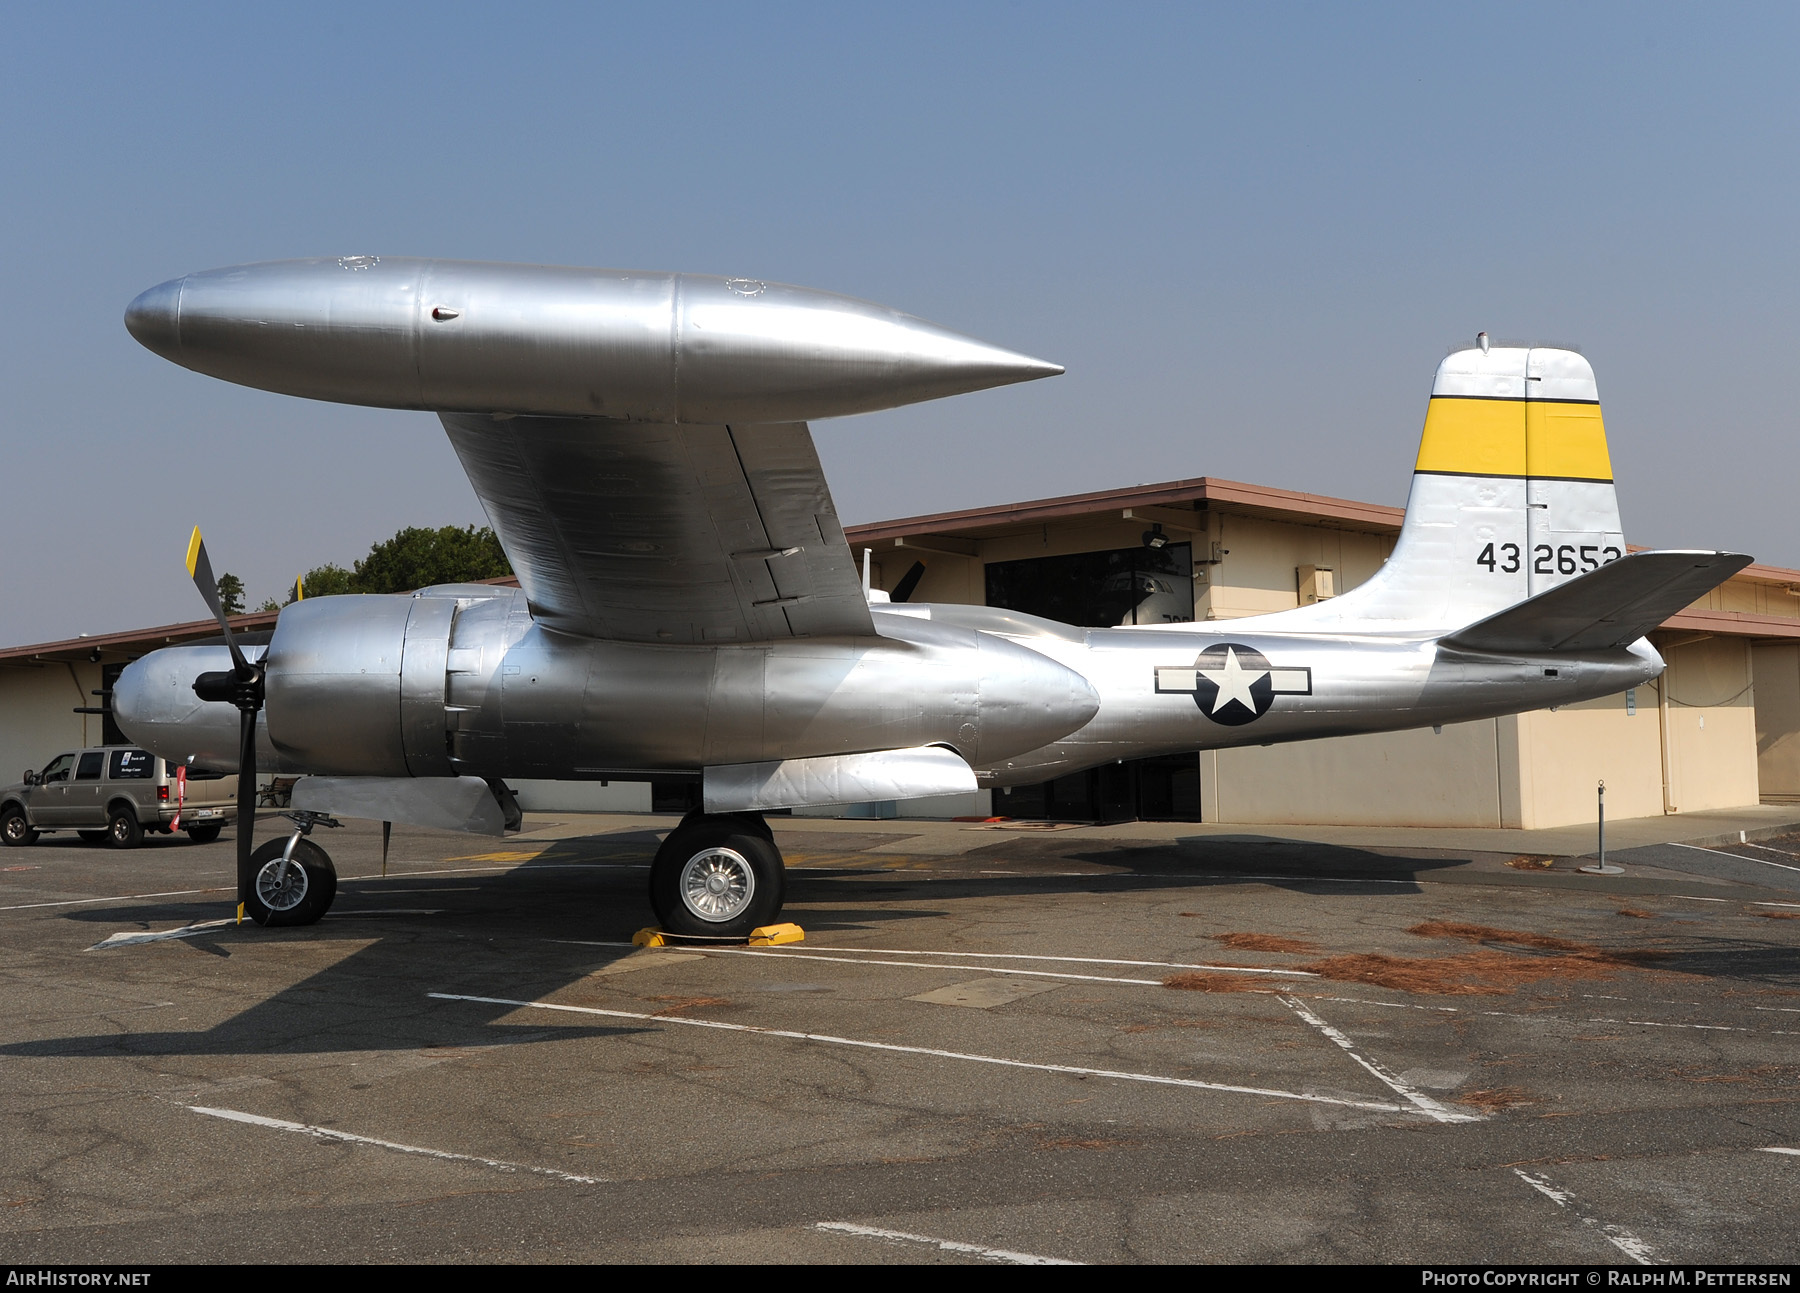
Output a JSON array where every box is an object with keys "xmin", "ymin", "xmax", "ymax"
[{"xmin": 997, "ymin": 753, "xmax": 1201, "ymax": 824}]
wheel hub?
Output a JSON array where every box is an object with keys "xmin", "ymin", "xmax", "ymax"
[
  {"xmin": 256, "ymin": 856, "xmax": 310, "ymax": 912},
  {"xmin": 679, "ymin": 847, "xmax": 755, "ymax": 923}
]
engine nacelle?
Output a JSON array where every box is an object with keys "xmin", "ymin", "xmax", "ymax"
[
  {"xmin": 123, "ymin": 585, "xmax": 1100, "ymax": 785},
  {"xmin": 112, "ymin": 644, "xmax": 282, "ymax": 772},
  {"xmin": 262, "ymin": 589, "xmax": 493, "ymax": 776}
]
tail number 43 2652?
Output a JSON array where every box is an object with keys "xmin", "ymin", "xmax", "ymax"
[{"xmin": 1476, "ymin": 543, "xmax": 1622, "ymax": 575}]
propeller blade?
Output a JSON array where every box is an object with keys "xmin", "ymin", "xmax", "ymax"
[
  {"xmin": 236, "ymin": 704, "xmax": 257, "ymax": 918},
  {"xmin": 891, "ymin": 560, "xmax": 927, "ymax": 604},
  {"xmin": 186, "ymin": 528, "xmax": 266, "ymax": 917},
  {"xmin": 186, "ymin": 527, "xmax": 251, "ymax": 677}
]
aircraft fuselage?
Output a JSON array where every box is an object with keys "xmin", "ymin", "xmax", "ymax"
[{"xmin": 115, "ymin": 587, "xmax": 1661, "ymax": 792}]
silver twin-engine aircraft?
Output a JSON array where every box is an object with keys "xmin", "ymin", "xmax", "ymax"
[{"xmin": 113, "ymin": 258, "xmax": 1750, "ymax": 937}]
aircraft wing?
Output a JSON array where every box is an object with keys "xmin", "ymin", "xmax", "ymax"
[
  {"xmin": 441, "ymin": 413, "xmax": 875, "ymax": 644},
  {"xmin": 1438, "ymin": 551, "xmax": 1754, "ymax": 654}
]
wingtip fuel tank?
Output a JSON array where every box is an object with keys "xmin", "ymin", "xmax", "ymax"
[{"xmin": 125, "ymin": 258, "xmax": 1061, "ymax": 422}]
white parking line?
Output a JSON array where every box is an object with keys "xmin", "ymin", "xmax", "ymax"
[
  {"xmin": 1277, "ymin": 996, "xmax": 1477, "ymax": 1124},
  {"xmin": 1743, "ymin": 843, "xmax": 1800, "ymax": 860},
  {"xmin": 0, "ymin": 860, "xmax": 647, "ymax": 916},
  {"xmin": 743, "ymin": 943, "xmax": 1320, "ymax": 977},
  {"xmin": 813, "ymin": 1221, "xmax": 1079, "ymax": 1265},
  {"xmin": 187, "ymin": 1105, "xmax": 604, "ymax": 1183},
  {"xmin": 1307, "ymin": 993, "xmax": 1795, "ymax": 1036},
  {"xmin": 1, "ymin": 886, "xmax": 230, "ymax": 913},
  {"xmin": 1756, "ymin": 1147, "xmax": 1800, "ymax": 1157},
  {"xmin": 428, "ymin": 992, "xmax": 1414, "ymax": 1116},
  {"xmin": 1512, "ymin": 1168, "xmax": 1657, "ymax": 1264},
  {"xmin": 557, "ymin": 939, "xmax": 1314, "ymax": 984},
  {"xmin": 1671, "ymin": 842, "xmax": 1800, "ymax": 874},
  {"xmin": 330, "ymin": 908, "xmax": 445, "ymax": 917}
]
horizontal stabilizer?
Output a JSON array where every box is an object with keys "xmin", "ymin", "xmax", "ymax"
[
  {"xmin": 705, "ymin": 745, "xmax": 976, "ymax": 813},
  {"xmin": 1439, "ymin": 551, "xmax": 1754, "ymax": 654}
]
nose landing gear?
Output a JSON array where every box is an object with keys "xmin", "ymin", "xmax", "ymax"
[
  {"xmin": 648, "ymin": 811, "xmax": 785, "ymax": 939},
  {"xmin": 243, "ymin": 810, "xmax": 341, "ymax": 927}
]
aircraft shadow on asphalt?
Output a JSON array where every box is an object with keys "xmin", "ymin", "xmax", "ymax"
[{"xmin": 12, "ymin": 829, "xmax": 1800, "ymax": 1061}]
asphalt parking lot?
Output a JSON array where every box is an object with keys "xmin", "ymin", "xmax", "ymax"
[{"xmin": 5, "ymin": 809, "xmax": 1800, "ymax": 1265}]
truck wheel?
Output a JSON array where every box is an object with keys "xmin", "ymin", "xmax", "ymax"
[
  {"xmin": 106, "ymin": 807, "xmax": 143, "ymax": 849},
  {"xmin": 1, "ymin": 807, "xmax": 36, "ymax": 847},
  {"xmin": 186, "ymin": 823, "xmax": 223, "ymax": 845}
]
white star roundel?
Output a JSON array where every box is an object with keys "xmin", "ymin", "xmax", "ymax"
[{"xmin": 1153, "ymin": 643, "xmax": 1312, "ymax": 726}]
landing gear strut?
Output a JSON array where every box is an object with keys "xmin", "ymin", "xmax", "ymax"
[
  {"xmin": 242, "ymin": 811, "xmax": 341, "ymax": 927},
  {"xmin": 648, "ymin": 811, "xmax": 785, "ymax": 939}
]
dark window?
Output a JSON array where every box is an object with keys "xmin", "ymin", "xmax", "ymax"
[
  {"xmin": 109, "ymin": 749, "xmax": 157, "ymax": 780},
  {"xmin": 100, "ymin": 664, "xmax": 129, "ymax": 746},
  {"xmin": 984, "ymin": 540, "xmax": 1202, "ymax": 822},
  {"xmin": 39, "ymin": 754, "xmax": 75, "ymax": 784},
  {"xmin": 75, "ymin": 752, "xmax": 104, "ymax": 781},
  {"xmin": 985, "ymin": 542, "xmax": 1193, "ymax": 627}
]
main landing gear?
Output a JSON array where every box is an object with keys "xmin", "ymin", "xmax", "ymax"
[
  {"xmin": 648, "ymin": 811, "xmax": 785, "ymax": 939},
  {"xmin": 243, "ymin": 811, "xmax": 342, "ymax": 927}
]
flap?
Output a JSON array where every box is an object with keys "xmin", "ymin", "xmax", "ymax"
[
  {"xmin": 291, "ymin": 775, "xmax": 510, "ymax": 836},
  {"xmin": 704, "ymin": 745, "xmax": 977, "ymax": 813}
]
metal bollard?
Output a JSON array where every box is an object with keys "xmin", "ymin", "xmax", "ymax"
[{"xmin": 1580, "ymin": 780, "xmax": 1622, "ymax": 875}]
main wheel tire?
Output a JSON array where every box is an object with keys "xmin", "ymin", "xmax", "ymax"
[
  {"xmin": 186, "ymin": 823, "xmax": 223, "ymax": 845},
  {"xmin": 649, "ymin": 817, "xmax": 784, "ymax": 939},
  {"xmin": 78, "ymin": 830, "xmax": 107, "ymax": 844},
  {"xmin": 105, "ymin": 808, "xmax": 143, "ymax": 849},
  {"xmin": 244, "ymin": 837, "xmax": 337, "ymax": 927},
  {"xmin": 1, "ymin": 807, "xmax": 36, "ymax": 847}
]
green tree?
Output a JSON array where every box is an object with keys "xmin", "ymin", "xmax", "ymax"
[
  {"xmin": 217, "ymin": 572, "xmax": 246, "ymax": 615},
  {"xmin": 352, "ymin": 525, "xmax": 512, "ymax": 594},
  {"xmin": 294, "ymin": 563, "xmax": 356, "ymax": 600},
  {"xmin": 288, "ymin": 527, "xmax": 511, "ymax": 602}
]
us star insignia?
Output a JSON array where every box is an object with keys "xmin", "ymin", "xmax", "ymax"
[{"xmin": 1154, "ymin": 643, "xmax": 1312, "ymax": 726}]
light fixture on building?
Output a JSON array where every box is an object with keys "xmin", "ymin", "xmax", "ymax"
[{"xmin": 1141, "ymin": 523, "xmax": 1167, "ymax": 550}]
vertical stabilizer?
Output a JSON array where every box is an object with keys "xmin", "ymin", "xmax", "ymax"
[{"xmin": 1257, "ymin": 344, "xmax": 1622, "ymax": 634}]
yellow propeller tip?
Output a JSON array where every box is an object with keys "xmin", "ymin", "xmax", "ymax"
[{"xmin": 185, "ymin": 528, "xmax": 204, "ymax": 578}]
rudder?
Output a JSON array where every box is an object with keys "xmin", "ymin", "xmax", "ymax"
[{"xmin": 1276, "ymin": 343, "xmax": 1624, "ymax": 633}]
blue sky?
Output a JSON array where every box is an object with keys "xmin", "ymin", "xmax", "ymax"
[{"xmin": 3, "ymin": 3, "xmax": 1795, "ymax": 643}]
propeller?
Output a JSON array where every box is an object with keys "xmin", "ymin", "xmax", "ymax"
[{"xmin": 185, "ymin": 528, "xmax": 265, "ymax": 923}]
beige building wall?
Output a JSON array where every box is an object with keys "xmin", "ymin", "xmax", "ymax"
[
  {"xmin": 1201, "ymin": 513, "xmax": 1394, "ymax": 620},
  {"xmin": 1753, "ymin": 643, "xmax": 1800, "ymax": 800},
  {"xmin": 0, "ymin": 659, "xmax": 105, "ymax": 786},
  {"xmin": 1509, "ymin": 693, "xmax": 1665, "ymax": 829},
  {"xmin": 1657, "ymin": 637, "xmax": 1760, "ymax": 815},
  {"xmin": 1201, "ymin": 720, "xmax": 1502, "ymax": 827}
]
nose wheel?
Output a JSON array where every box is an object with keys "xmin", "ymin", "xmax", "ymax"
[
  {"xmin": 242, "ymin": 811, "xmax": 341, "ymax": 927},
  {"xmin": 649, "ymin": 812, "xmax": 785, "ymax": 939}
]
